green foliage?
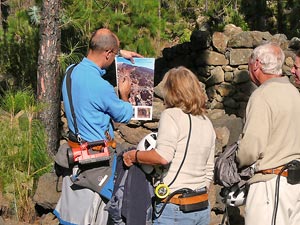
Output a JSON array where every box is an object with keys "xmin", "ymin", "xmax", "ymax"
[
  {"xmin": 28, "ymin": 6, "xmax": 41, "ymax": 25},
  {"xmin": 224, "ymin": 6, "xmax": 249, "ymax": 31},
  {"xmin": 0, "ymin": 88, "xmax": 52, "ymax": 221},
  {"xmin": 59, "ymin": 0, "xmax": 164, "ymax": 57},
  {"xmin": 204, "ymin": 0, "xmax": 249, "ymax": 32},
  {"xmin": 59, "ymin": 42, "xmax": 84, "ymax": 74},
  {"xmin": 0, "ymin": 2, "xmax": 39, "ymax": 89},
  {"xmin": 1, "ymin": 0, "xmax": 300, "ymax": 93}
]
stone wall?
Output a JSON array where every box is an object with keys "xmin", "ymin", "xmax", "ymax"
[
  {"xmin": 108, "ymin": 24, "xmax": 300, "ymax": 154},
  {"xmin": 155, "ymin": 24, "xmax": 300, "ymax": 118}
]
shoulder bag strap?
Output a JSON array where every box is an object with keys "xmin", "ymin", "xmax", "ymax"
[
  {"xmin": 65, "ymin": 64, "xmax": 82, "ymax": 143},
  {"xmin": 168, "ymin": 113, "xmax": 192, "ymax": 187}
]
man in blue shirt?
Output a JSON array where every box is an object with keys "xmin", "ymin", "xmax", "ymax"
[
  {"xmin": 54, "ymin": 28, "xmax": 143, "ymax": 225},
  {"xmin": 63, "ymin": 28, "xmax": 142, "ymax": 142}
]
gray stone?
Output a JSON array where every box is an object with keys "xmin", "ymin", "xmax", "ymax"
[
  {"xmin": 118, "ymin": 125, "xmax": 152, "ymax": 145},
  {"xmin": 210, "ymin": 114, "xmax": 243, "ymax": 145},
  {"xmin": 212, "ymin": 66, "xmax": 224, "ymax": 81},
  {"xmin": 251, "ymin": 31, "xmax": 273, "ymax": 47},
  {"xmin": 228, "ymin": 31, "xmax": 254, "ymax": 48},
  {"xmin": 206, "ymin": 67, "xmax": 225, "ymax": 86},
  {"xmin": 230, "ymin": 49, "xmax": 253, "ymax": 65},
  {"xmin": 152, "ymin": 98, "xmax": 164, "ymax": 120},
  {"xmin": 212, "ymin": 32, "xmax": 229, "ymax": 53},
  {"xmin": 197, "ymin": 67, "xmax": 210, "ymax": 78},
  {"xmin": 143, "ymin": 121, "xmax": 159, "ymax": 130},
  {"xmin": 33, "ymin": 172, "xmax": 61, "ymax": 210},
  {"xmin": 223, "ymin": 65, "xmax": 234, "ymax": 72},
  {"xmin": 283, "ymin": 64, "xmax": 293, "ymax": 76},
  {"xmin": 39, "ymin": 213, "xmax": 59, "ymax": 225},
  {"xmin": 207, "ymin": 109, "xmax": 226, "ymax": 120},
  {"xmin": 285, "ymin": 56, "xmax": 294, "ymax": 67},
  {"xmin": 190, "ymin": 30, "xmax": 212, "ymax": 50},
  {"xmin": 210, "ymin": 99, "xmax": 224, "ymax": 109},
  {"xmin": 232, "ymin": 92, "xmax": 250, "ymax": 102},
  {"xmin": 206, "ymin": 86, "xmax": 218, "ymax": 101},
  {"xmin": 206, "ymin": 51, "xmax": 229, "ymax": 66},
  {"xmin": 289, "ymin": 37, "xmax": 300, "ymax": 50},
  {"xmin": 0, "ymin": 217, "xmax": 4, "ymax": 225},
  {"xmin": 154, "ymin": 81, "xmax": 164, "ymax": 99},
  {"xmin": 223, "ymin": 97, "xmax": 239, "ymax": 109},
  {"xmin": 215, "ymin": 126, "xmax": 230, "ymax": 154},
  {"xmin": 228, "ymin": 31, "xmax": 272, "ymax": 48},
  {"xmin": 233, "ymin": 70, "xmax": 250, "ymax": 84},
  {"xmin": 215, "ymin": 94, "xmax": 224, "ymax": 103},
  {"xmin": 271, "ymin": 33, "xmax": 289, "ymax": 50},
  {"xmin": 216, "ymin": 83, "xmax": 236, "ymax": 97},
  {"xmin": 238, "ymin": 65, "xmax": 248, "ymax": 70},
  {"xmin": 223, "ymin": 24, "xmax": 243, "ymax": 38},
  {"xmin": 224, "ymin": 71, "xmax": 234, "ymax": 82}
]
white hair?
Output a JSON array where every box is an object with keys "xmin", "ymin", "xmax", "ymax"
[{"xmin": 250, "ymin": 42, "xmax": 285, "ymax": 75}]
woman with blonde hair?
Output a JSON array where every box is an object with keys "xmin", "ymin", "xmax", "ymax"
[{"xmin": 123, "ymin": 66, "xmax": 216, "ymax": 225}]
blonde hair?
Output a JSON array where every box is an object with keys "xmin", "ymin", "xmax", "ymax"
[{"xmin": 162, "ymin": 66, "xmax": 207, "ymax": 116}]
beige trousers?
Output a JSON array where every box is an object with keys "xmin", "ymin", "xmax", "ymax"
[{"xmin": 245, "ymin": 176, "xmax": 300, "ymax": 225}]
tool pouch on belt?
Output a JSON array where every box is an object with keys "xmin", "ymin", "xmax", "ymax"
[
  {"xmin": 54, "ymin": 142, "xmax": 117, "ymax": 201},
  {"xmin": 178, "ymin": 189, "xmax": 208, "ymax": 213}
]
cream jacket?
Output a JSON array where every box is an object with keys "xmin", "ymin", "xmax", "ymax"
[
  {"xmin": 155, "ymin": 108, "xmax": 216, "ymax": 192},
  {"xmin": 237, "ymin": 77, "xmax": 300, "ymax": 183}
]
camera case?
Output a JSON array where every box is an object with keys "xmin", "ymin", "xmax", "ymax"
[
  {"xmin": 178, "ymin": 189, "xmax": 208, "ymax": 213},
  {"xmin": 287, "ymin": 160, "xmax": 300, "ymax": 185}
]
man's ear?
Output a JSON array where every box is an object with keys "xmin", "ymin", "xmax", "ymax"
[
  {"xmin": 105, "ymin": 50, "xmax": 111, "ymax": 60},
  {"xmin": 253, "ymin": 59, "xmax": 261, "ymax": 71}
]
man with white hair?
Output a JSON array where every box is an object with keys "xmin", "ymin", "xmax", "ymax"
[{"xmin": 236, "ymin": 42, "xmax": 300, "ymax": 225}]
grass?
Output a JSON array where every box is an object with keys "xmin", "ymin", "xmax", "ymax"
[{"xmin": 0, "ymin": 88, "xmax": 52, "ymax": 222}]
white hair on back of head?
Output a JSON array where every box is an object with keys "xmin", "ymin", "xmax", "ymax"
[{"xmin": 250, "ymin": 42, "xmax": 285, "ymax": 75}]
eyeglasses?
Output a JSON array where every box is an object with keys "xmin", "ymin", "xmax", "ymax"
[
  {"xmin": 293, "ymin": 64, "xmax": 300, "ymax": 70},
  {"xmin": 107, "ymin": 49, "xmax": 119, "ymax": 56},
  {"xmin": 111, "ymin": 50, "xmax": 118, "ymax": 55}
]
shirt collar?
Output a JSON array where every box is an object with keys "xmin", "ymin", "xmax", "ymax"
[
  {"xmin": 82, "ymin": 57, "xmax": 106, "ymax": 76},
  {"xmin": 263, "ymin": 76, "xmax": 290, "ymax": 85}
]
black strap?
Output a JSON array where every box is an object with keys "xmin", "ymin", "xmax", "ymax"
[
  {"xmin": 65, "ymin": 64, "xmax": 81, "ymax": 143},
  {"xmin": 155, "ymin": 114, "xmax": 192, "ymax": 217},
  {"xmin": 168, "ymin": 113, "xmax": 192, "ymax": 187}
]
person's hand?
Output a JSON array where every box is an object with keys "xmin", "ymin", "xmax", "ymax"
[
  {"xmin": 120, "ymin": 50, "xmax": 144, "ymax": 63},
  {"xmin": 118, "ymin": 75, "xmax": 131, "ymax": 102},
  {"xmin": 123, "ymin": 150, "xmax": 137, "ymax": 167}
]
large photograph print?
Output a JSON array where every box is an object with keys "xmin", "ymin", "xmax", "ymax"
[{"xmin": 115, "ymin": 57, "xmax": 155, "ymax": 120}]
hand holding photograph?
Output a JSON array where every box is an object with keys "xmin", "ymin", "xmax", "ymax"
[{"xmin": 116, "ymin": 57, "xmax": 155, "ymax": 120}]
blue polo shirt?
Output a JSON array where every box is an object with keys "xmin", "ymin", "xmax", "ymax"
[{"xmin": 62, "ymin": 57, "xmax": 133, "ymax": 142}]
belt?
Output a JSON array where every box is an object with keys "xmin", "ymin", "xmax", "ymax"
[
  {"xmin": 260, "ymin": 166, "xmax": 288, "ymax": 177},
  {"xmin": 67, "ymin": 139, "xmax": 117, "ymax": 151},
  {"xmin": 67, "ymin": 140, "xmax": 104, "ymax": 151},
  {"xmin": 162, "ymin": 193, "xmax": 208, "ymax": 205},
  {"xmin": 68, "ymin": 140, "xmax": 81, "ymax": 148}
]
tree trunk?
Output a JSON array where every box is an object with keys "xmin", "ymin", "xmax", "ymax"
[
  {"xmin": 37, "ymin": 0, "xmax": 61, "ymax": 158},
  {"xmin": 0, "ymin": 0, "xmax": 2, "ymax": 30},
  {"xmin": 255, "ymin": 0, "xmax": 267, "ymax": 31},
  {"xmin": 277, "ymin": 0, "xmax": 283, "ymax": 33}
]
